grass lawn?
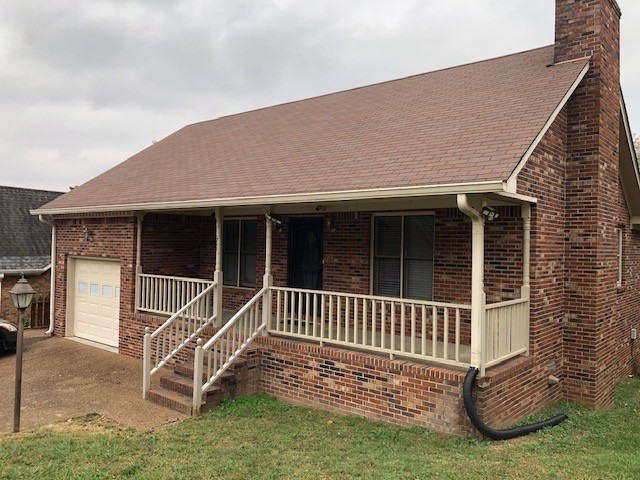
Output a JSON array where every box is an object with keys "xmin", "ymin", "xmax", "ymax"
[{"xmin": 2, "ymin": 380, "xmax": 640, "ymax": 480}]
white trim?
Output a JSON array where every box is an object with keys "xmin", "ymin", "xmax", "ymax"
[
  {"xmin": 0, "ymin": 265, "xmax": 51, "ymax": 276},
  {"xmin": 489, "ymin": 191, "xmax": 538, "ymax": 204},
  {"xmin": 620, "ymin": 96, "xmax": 640, "ymax": 195},
  {"xmin": 506, "ymin": 62, "xmax": 590, "ymax": 192},
  {"xmin": 617, "ymin": 226, "xmax": 623, "ymax": 287},
  {"xmin": 31, "ymin": 181, "xmax": 507, "ymax": 216}
]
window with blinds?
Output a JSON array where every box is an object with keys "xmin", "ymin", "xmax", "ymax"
[
  {"xmin": 223, "ymin": 219, "xmax": 257, "ymax": 288},
  {"xmin": 373, "ymin": 214, "xmax": 434, "ymax": 300}
]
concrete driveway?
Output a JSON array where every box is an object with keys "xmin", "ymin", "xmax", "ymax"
[{"xmin": 0, "ymin": 330, "xmax": 187, "ymax": 433}]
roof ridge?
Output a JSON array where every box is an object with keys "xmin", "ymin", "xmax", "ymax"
[
  {"xmin": 184, "ymin": 44, "xmax": 555, "ymax": 129},
  {"xmin": 0, "ymin": 185, "xmax": 64, "ymax": 194}
]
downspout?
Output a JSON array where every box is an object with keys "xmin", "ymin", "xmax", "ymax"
[
  {"xmin": 0, "ymin": 273, "xmax": 3, "ymax": 318},
  {"xmin": 456, "ymin": 193, "xmax": 485, "ymax": 373},
  {"xmin": 38, "ymin": 215, "xmax": 56, "ymax": 335},
  {"xmin": 457, "ymin": 195, "xmax": 567, "ymax": 440},
  {"xmin": 134, "ymin": 213, "xmax": 144, "ymax": 311}
]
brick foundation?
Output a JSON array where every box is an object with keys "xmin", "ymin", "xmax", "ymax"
[{"xmin": 256, "ymin": 335, "xmax": 476, "ymax": 436}]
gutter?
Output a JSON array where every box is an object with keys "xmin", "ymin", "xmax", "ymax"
[
  {"xmin": 38, "ymin": 215, "xmax": 56, "ymax": 335},
  {"xmin": 31, "ymin": 181, "xmax": 512, "ymax": 216},
  {"xmin": 0, "ymin": 266, "xmax": 51, "ymax": 276}
]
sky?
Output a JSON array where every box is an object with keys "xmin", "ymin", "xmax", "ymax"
[{"xmin": 1, "ymin": 0, "xmax": 639, "ymax": 193}]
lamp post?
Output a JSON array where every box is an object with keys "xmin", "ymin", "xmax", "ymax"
[{"xmin": 9, "ymin": 275, "xmax": 35, "ymax": 433}]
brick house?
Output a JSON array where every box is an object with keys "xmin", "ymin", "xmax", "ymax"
[
  {"xmin": 33, "ymin": 0, "xmax": 640, "ymax": 436},
  {"xmin": 1, "ymin": 186, "xmax": 62, "ymax": 327}
]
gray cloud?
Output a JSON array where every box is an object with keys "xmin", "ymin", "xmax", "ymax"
[{"xmin": 0, "ymin": 0, "xmax": 638, "ymax": 192}]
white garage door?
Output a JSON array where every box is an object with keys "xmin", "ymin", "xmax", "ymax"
[{"xmin": 73, "ymin": 259, "xmax": 120, "ymax": 347}]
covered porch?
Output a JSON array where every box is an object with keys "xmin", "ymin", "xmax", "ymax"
[{"xmin": 135, "ymin": 190, "xmax": 534, "ymax": 399}]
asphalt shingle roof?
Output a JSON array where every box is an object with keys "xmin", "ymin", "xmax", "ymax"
[
  {"xmin": 0, "ymin": 186, "xmax": 63, "ymax": 271},
  {"xmin": 38, "ymin": 45, "xmax": 589, "ymax": 213}
]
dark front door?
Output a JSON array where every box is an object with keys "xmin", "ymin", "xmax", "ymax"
[{"xmin": 289, "ymin": 218, "xmax": 323, "ymax": 291}]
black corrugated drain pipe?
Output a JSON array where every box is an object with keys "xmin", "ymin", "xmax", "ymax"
[{"xmin": 463, "ymin": 367, "xmax": 568, "ymax": 440}]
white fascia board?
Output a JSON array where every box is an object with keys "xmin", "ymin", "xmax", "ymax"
[
  {"xmin": 0, "ymin": 265, "xmax": 51, "ymax": 276},
  {"xmin": 620, "ymin": 96, "xmax": 640, "ymax": 192},
  {"xmin": 31, "ymin": 181, "xmax": 508, "ymax": 216},
  {"xmin": 506, "ymin": 62, "xmax": 590, "ymax": 192},
  {"xmin": 491, "ymin": 191, "xmax": 538, "ymax": 204}
]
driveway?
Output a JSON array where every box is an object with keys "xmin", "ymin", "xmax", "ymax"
[{"xmin": 0, "ymin": 330, "xmax": 187, "ymax": 433}]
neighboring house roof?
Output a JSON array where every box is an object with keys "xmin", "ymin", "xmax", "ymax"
[
  {"xmin": 37, "ymin": 45, "xmax": 590, "ymax": 214},
  {"xmin": 0, "ymin": 186, "xmax": 63, "ymax": 272}
]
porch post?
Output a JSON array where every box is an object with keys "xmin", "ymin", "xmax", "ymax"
[
  {"xmin": 134, "ymin": 213, "xmax": 144, "ymax": 311},
  {"xmin": 457, "ymin": 194, "xmax": 486, "ymax": 376},
  {"xmin": 263, "ymin": 212, "xmax": 274, "ymax": 332},
  {"xmin": 214, "ymin": 207, "xmax": 223, "ymax": 323},
  {"xmin": 522, "ymin": 203, "xmax": 531, "ymax": 356}
]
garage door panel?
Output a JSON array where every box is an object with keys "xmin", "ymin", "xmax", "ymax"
[{"xmin": 72, "ymin": 259, "xmax": 120, "ymax": 348}]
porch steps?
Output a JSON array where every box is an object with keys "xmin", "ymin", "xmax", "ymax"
[{"xmin": 147, "ymin": 344, "xmax": 260, "ymax": 416}]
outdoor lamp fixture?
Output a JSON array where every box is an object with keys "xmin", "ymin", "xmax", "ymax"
[
  {"xmin": 82, "ymin": 225, "xmax": 93, "ymax": 242},
  {"xmin": 9, "ymin": 275, "xmax": 36, "ymax": 433},
  {"xmin": 482, "ymin": 206, "xmax": 500, "ymax": 222}
]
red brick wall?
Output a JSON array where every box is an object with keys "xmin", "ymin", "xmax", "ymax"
[
  {"xmin": 323, "ymin": 213, "xmax": 371, "ymax": 295},
  {"xmin": 141, "ymin": 213, "xmax": 209, "ymax": 279},
  {"xmin": 433, "ymin": 207, "xmax": 523, "ymax": 305},
  {"xmin": 555, "ymin": 0, "xmax": 632, "ymax": 408},
  {"xmin": 53, "ymin": 216, "xmax": 139, "ymax": 357},
  {"xmin": 257, "ymin": 335, "xmax": 476, "ymax": 436},
  {"xmin": 511, "ymin": 104, "xmax": 569, "ymax": 417},
  {"xmin": 220, "ymin": 213, "xmax": 372, "ymax": 311}
]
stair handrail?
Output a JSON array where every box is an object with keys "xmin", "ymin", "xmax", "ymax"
[
  {"xmin": 192, "ymin": 286, "xmax": 270, "ymax": 413},
  {"xmin": 143, "ymin": 281, "xmax": 218, "ymax": 398}
]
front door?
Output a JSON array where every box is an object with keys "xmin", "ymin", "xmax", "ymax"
[{"xmin": 289, "ymin": 218, "xmax": 323, "ymax": 291}]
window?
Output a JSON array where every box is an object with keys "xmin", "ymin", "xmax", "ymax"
[
  {"xmin": 90, "ymin": 283, "xmax": 100, "ymax": 296},
  {"xmin": 617, "ymin": 227, "xmax": 623, "ymax": 287},
  {"xmin": 102, "ymin": 285, "xmax": 113, "ymax": 298},
  {"xmin": 78, "ymin": 282, "xmax": 88, "ymax": 294},
  {"xmin": 373, "ymin": 214, "xmax": 434, "ymax": 300},
  {"xmin": 223, "ymin": 219, "xmax": 257, "ymax": 287}
]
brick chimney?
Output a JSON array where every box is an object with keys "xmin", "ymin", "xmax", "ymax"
[
  {"xmin": 557, "ymin": 0, "xmax": 624, "ymax": 410},
  {"xmin": 554, "ymin": 0, "xmax": 621, "ymax": 65}
]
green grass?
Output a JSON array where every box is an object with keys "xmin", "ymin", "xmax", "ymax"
[{"xmin": 2, "ymin": 380, "xmax": 640, "ymax": 479}]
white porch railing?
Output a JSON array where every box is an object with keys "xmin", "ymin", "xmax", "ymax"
[
  {"xmin": 142, "ymin": 281, "xmax": 218, "ymax": 398},
  {"xmin": 484, "ymin": 298, "xmax": 530, "ymax": 368},
  {"xmin": 192, "ymin": 287, "xmax": 270, "ymax": 413},
  {"xmin": 137, "ymin": 273, "xmax": 214, "ymax": 316},
  {"xmin": 140, "ymin": 278, "xmax": 531, "ymax": 404},
  {"xmin": 269, "ymin": 286, "xmax": 471, "ymax": 368}
]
